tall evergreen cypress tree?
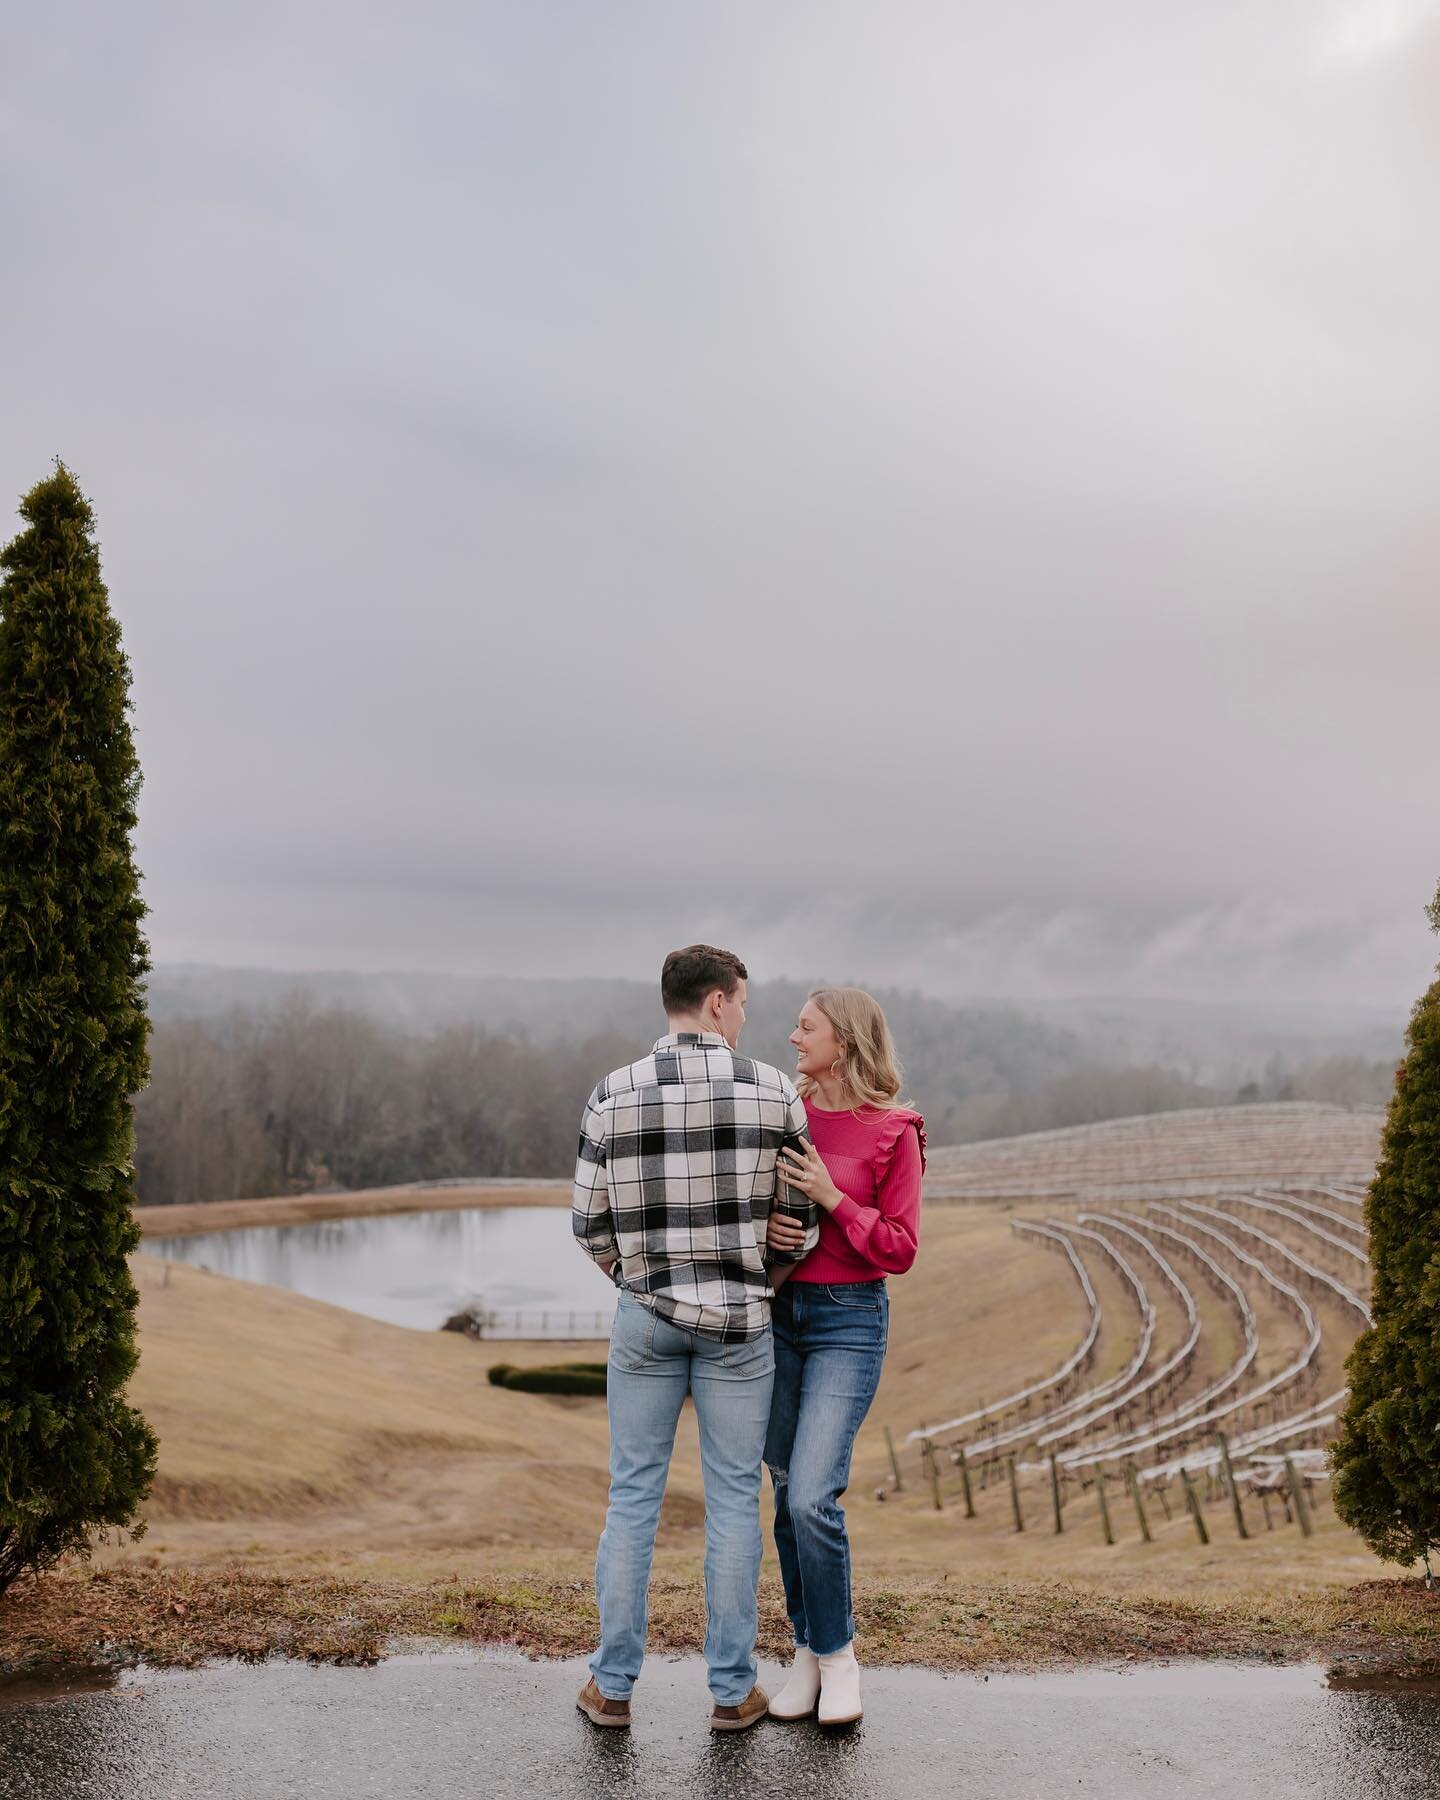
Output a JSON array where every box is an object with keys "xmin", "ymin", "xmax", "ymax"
[
  {"xmin": 1331, "ymin": 881, "xmax": 1440, "ymax": 1577},
  {"xmin": 0, "ymin": 465, "xmax": 156, "ymax": 1593}
]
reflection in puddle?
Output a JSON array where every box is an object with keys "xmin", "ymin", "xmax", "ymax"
[
  {"xmin": 1326, "ymin": 1667, "xmax": 1440, "ymax": 1699},
  {"xmin": 0, "ymin": 1666, "xmax": 119, "ymax": 1709},
  {"xmin": 3, "ymin": 1651, "xmax": 1439, "ymax": 1799}
]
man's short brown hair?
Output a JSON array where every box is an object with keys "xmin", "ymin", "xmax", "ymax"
[{"xmin": 661, "ymin": 944, "xmax": 748, "ymax": 1017}]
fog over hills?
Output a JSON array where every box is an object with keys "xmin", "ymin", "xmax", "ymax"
[
  {"xmin": 9, "ymin": 4, "xmax": 1439, "ymax": 1025},
  {"xmin": 1010, "ymin": 995, "xmax": 1401, "ymax": 1087},
  {"xmin": 146, "ymin": 961, "xmax": 1403, "ymax": 1105}
]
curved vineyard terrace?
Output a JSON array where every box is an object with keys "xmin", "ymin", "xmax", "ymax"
[{"xmin": 896, "ymin": 1104, "xmax": 1382, "ymax": 1522}]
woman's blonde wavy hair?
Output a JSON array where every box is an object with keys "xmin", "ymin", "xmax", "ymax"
[{"xmin": 795, "ymin": 986, "xmax": 908, "ymax": 1114}]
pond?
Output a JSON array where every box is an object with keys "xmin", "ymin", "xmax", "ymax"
[{"xmin": 148, "ymin": 1206, "xmax": 618, "ymax": 1337}]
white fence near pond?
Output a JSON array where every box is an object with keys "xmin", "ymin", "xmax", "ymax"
[{"xmin": 464, "ymin": 1305, "xmax": 615, "ymax": 1341}]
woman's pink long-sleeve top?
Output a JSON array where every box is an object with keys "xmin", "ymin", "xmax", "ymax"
[{"xmin": 789, "ymin": 1101, "xmax": 925, "ymax": 1284}]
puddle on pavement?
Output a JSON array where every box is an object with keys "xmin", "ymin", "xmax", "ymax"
[
  {"xmin": 3, "ymin": 1650, "xmax": 1439, "ymax": 1800},
  {"xmin": 1325, "ymin": 1667, "xmax": 1440, "ymax": 1700},
  {"xmin": 0, "ymin": 1666, "xmax": 120, "ymax": 1709},
  {"xmin": 4, "ymin": 1648, "xmax": 1435, "ymax": 1705}
]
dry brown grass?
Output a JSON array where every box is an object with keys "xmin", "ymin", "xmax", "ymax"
[
  {"xmin": 5, "ymin": 1560, "xmax": 1438, "ymax": 1684},
  {"xmin": 119, "ymin": 1255, "xmax": 703, "ymax": 1557},
  {"xmin": 109, "ymin": 1208, "xmax": 1392, "ymax": 1600},
  {"xmin": 6, "ymin": 1165, "xmax": 1424, "ymax": 1685}
]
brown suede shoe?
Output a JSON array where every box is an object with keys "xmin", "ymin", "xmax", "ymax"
[
  {"xmin": 710, "ymin": 1685, "xmax": 769, "ymax": 1732},
  {"xmin": 576, "ymin": 1677, "xmax": 631, "ymax": 1728}
]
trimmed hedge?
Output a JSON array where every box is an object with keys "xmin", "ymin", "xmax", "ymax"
[{"xmin": 487, "ymin": 1361, "xmax": 608, "ymax": 1395}]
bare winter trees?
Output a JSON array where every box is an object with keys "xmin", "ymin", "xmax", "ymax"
[{"xmin": 133, "ymin": 1000, "xmax": 636, "ymax": 1204}]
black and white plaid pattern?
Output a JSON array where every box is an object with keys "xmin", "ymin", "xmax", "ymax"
[{"xmin": 573, "ymin": 1031, "xmax": 819, "ymax": 1341}]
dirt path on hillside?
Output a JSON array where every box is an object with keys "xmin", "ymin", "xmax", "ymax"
[{"xmin": 135, "ymin": 1182, "xmax": 569, "ymax": 1239}]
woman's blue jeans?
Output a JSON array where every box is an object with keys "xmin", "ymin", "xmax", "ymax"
[
  {"xmin": 764, "ymin": 1279, "xmax": 889, "ymax": 1656},
  {"xmin": 591, "ymin": 1291, "xmax": 774, "ymax": 1706}
]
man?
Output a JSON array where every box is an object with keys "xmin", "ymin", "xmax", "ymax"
[{"xmin": 572, "ymin": 944, "xmax": 818, "ymax": 1732}]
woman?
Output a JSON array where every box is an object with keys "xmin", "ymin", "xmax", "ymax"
[{"xmin": 763, "ymin": 987, "xmax": 924, "ymax": 1726}]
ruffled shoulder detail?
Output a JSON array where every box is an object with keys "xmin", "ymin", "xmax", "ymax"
[{"xmin": 872, "ymin": 1107, "xmax": 926, "ymax": 1180}]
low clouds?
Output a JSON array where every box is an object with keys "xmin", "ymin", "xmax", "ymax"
[
  {"xmin": 2, "ymin": 2, "xmax": 1437, "ymax": 1007},
  {"xmin": 1320, "ymin": 0, "xmax": 1440, "ymax": 64}
]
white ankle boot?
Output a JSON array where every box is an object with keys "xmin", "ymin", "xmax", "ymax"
[
  {"xmin": 817, "ymin": 1642, "xmax": 862, "ymax": 1724},
  {"xmin": 767, "ymin": 1645, "xmax": 821, "ymax": 1719}
]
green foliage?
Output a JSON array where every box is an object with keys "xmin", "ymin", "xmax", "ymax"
[
  {"xmin": 0, "ymin": 465, "xmax": 157, "ymax": 1592},
  {"xmin": 1331, "ymin": 885, "xmax": 1440, "ymax": 1569},
  {"xmin": 487, "ymin": 1362, "xmax": 608, "ymax": 1395}
]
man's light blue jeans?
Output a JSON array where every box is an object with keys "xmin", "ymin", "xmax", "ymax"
[{"xmin": 590, "ymin": 1290, "xmax": 774, "ymax": 1706}]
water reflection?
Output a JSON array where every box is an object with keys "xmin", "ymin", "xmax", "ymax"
[
  {"xmin": 149, "ymin": 1207, "xmax": 617, "ymax": 1335},
  {"xmin": 3, "ymin": 1654, "xmax": 1439, "ymax": 1800}
]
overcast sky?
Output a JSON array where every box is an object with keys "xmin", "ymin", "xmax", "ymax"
[{"xmin": 3, "ymin": 1, "xmax": 1438, "ymax": 1008}]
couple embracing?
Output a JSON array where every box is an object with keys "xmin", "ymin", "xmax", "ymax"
[{"xmin": 571, "ymin": 944, "xmax": 925, "ymax": 1732}]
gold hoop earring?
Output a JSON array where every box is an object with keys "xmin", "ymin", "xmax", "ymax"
[{"xmin": 829, "ymin": 1058, "xmax": 844, "ymax": 1080}]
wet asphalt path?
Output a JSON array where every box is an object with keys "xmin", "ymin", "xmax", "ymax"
[{"xmin": 3, "ymin": 1650, "xmax": 1439, "ymax": 1800}]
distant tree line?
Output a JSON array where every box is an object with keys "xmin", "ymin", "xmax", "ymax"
[
  {"xmin": 132, "ymin": 990, "xmax": 1396, "ymax": 1207},
  {"xmin": 133, "ymin": 995, "xmax": 634, "ymax": 1206}
]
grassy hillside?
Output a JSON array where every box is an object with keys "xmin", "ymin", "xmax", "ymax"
[
  {"xmin": 119, "ymin": 1211, "xmax": 1091, "ymax": 1571},
  {"xmin": 113, "ymin": 1199, "xmax": 1381, "ymax": 1596},
  {"xmin": 123, "ymin": 1255, "xmax": 701, "ymax": 1562},
  {"xmin": 11, "ymin": 1103, "xmax": 1431, "ymax": 1682}
]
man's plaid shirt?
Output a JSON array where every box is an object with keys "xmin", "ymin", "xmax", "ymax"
[{"xmin": 572, "ymin": 1031, "xmax": 820, "ymax": 1341}]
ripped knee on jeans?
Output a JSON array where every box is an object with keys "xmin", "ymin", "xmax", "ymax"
[{"xmin": 766, "ymin": 1462, "xmax": 788, "ymax": 1489}]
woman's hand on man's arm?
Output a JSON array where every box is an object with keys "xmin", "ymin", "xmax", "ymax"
[
  {"xmin": 765, "ymin": 1208, "xmax": 805, "ymax": 1291},
  {"xmin": 777, "ymin": 1141, "xmax": 846, "ymax": 1214},
  {"xmin": 767, "ymin": 1210, "xmax": 808, "ymax": 1255},
  {"xmin": 766, "ymin": 1207, "xmax": 807, "ymax": 1289}
]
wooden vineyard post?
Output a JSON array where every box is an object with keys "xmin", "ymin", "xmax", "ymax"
[
  {"xmin": 1007, "ymin": 1455, "xmax": 1025, "ymax": 1533},
  {"xmin": 924, "ymin": 1440, "xmax": 943, "ymax": 1513},
  {"xmin": 1284, "ymin": 1456, "xmax": 1314, "ymax": 1538},
  {"xmin": 1125, "ymin": 1463, "xmax": 1152, "ymax": 1543},
  {"xmin": 1179, "ymin": 1467, "xmax": 1209, "ymax": 1544},
  {"xmin": 1049, "ymin": 1454, "xmax": 1063, "ymax": 1534},
  {"xmin": 1216, "ymin": 1432, "xmax": 1249, "ymax": 1540},
  {"xmin": 1095, "ymin": 1467, "xmax": 1115, "ymax": 1546},
  {"xmin": 957, "ymin": 1446, "xmax": 976, "ymax": 1519},
  {"xmin": 884, "ymin": 1427, "xmax": 904, "ymax": 1493},
  {"xmin": 1260, "ymin": 1490, "xmax": 1274, "ymax": 1531}
]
